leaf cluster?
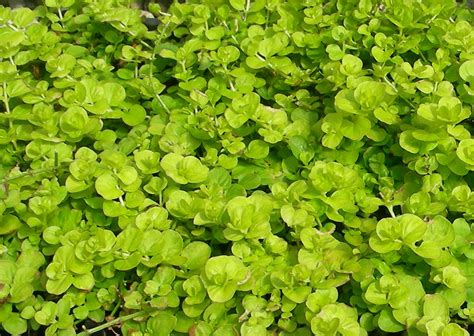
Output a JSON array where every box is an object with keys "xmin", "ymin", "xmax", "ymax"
[{"xmin": 0, "ymin": 1, "xmax": 473, "ymax": 335}]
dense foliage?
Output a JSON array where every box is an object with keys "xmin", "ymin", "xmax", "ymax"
[{"xmin": 0, "ymin": 0, "xmax": 473, "ymax": 335}]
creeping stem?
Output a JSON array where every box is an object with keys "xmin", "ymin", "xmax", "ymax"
[
  {"xmin": 0, "ymin": 163, "xmax": 69, "ymax": 185},
  {"xmin": 78, "ymin": 309, "xmax": 155, "ymax": 335}
]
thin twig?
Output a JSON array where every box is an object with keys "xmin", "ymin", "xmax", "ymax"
[
  {"xmin": 78, "ymin": 309, "xmax": 153, "ymax": 336},
  {"xmin": 3, "ymin": 82, "xmax": 11, "ymax": 114},
  {"xmin": 387, "ymin": 205, "xmax": 396, "ymax": 218},
  {"xmin": 383, "ymin": 76, "xmax": 417, "ymax": 110},
  {"xmin": 0, "ymin": 163, "xmax": 68, "ymax": 185}
]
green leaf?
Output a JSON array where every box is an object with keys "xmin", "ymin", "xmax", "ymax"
[
  {"xmin": 161, "ymin": 153, "xmax": 209, "ymax": 184},
  {"xmin": 216, "ymin": 46, "xmax": 240, "ymax": 64},
  {"xmin": 258, "ymin": 34, "xmax": 289, "ymax": 58},
  {"xmin": 439, "ymin": 266, "xmax": 466, "ymax": 289},
  {"xmin": 0, "ymin": 62, "xmax": 17, "ymax": 81},
  {"xmin": 3, "ymin": 313, "xmax": 27, "ymax": 335},
  {"xmin": 341, "ymin": 54, "xmax": 363, "ymax": 76},
  {"xmin": 0, "ymin": 214, "xmax": 21, "ymax": 235},
  {"xmin": 60, "ymin": 106, "xmax": 89, "ymax": 137},
  {"xmin": 399, "ymin": 131, "xmax": 424, "ymax": 154},
  {"xmin": 311, "ymin": 303, "xmax": 363, "ymax": 335},
  {"xmin": 374, "ymin": 105, "xmax": 400, "ymax": 124},
  {"xmin": 95, "ymin": 173, "xmax": 124, "ymax": 200},
  {"xmin": 378, "ymin": 309, "xmax": 404, "ymax": 333},
  {"xmin": 165, "ymin": 190, "xmax": 196, "ymax": 219},
  {"xmin": 418, "ymin": 97, "xmax": 469, "ymax": 124},
  {"xmin": 73, "ymin": 273, "xmax": 95, "ymax": 291},
  {"xmin": 116, "ymin": 166, "xmax": 139, "ymax": 185},
  {"xmin": 459, "ymin": 60, "xmax": 474, "ymax": 82},
  {"xmin": 457, "ymin": 139, "xmax": 474, "ymax": 166},
  {"xmin": 147, "ymin": 312, "xmax": 177, "ymax": 336},
  {"xmin": 326, "ymin": 44, "xmax": 343, "ymax": 61},
  {"xmin": 45, "ymin": 0, "xmax": 60, "ymax": 7},
  {"xmin": 204, "ymin": 256, "xmax": 247, "ymax": 302},
  {"xmin": 398, "ymin": 214, "xmax": 427, "ymax": 245},
  {"xmin": 241, "ymin": 323, "xmax": 267, "ymax": 336},
  {"xmin": 114, "ymin": 252, "xmax": 142, "ymax": 271},
  {"xmin": 47, "ymin": 54, "xmax": 76, "ymax": 78},
  {"xmin": 245, "ymin": 140, "xmax": 269, "ymax": 159},
  {"xmin": 423, "ymin": 216, "xmax": 455, "ymax": 247},
  {"xmin": 206, "ymin": 283, "xmax": 239, "ymax": 303},
  {"xmin": 157, "ymin": 230, "xmax": 184, "ymax": 263},
  {"xmin": 182, "ymin": 241, "xmax": 211, "ymax": 270},
  {"xmin": 224, "ymin": 194, "xmax": 272, "ymax": 240},
  {"xmin": 12, "ymin": 8, "xmax": 36, "ymax": 27},
  {"xmin": 103, "ymin": 82, "xmax": 126, "ymax": 106},
  {"xmin": 123, "ymin": 104, "xmax": 146, "ymax": 126},
  {"xmin": 282, "ymin": 286, "xmax": 312, "ymax": 303},
  {"xmin": 46, "ymin": 274, "xmax": 73, "ymax": 295},
  {"xmin": 7, "ymin": 80, "xmax": 31, "ymax": 97},
  {"xmin": 135, "ymin": 150, "xmax": 161, "ymax": 174},
  {"xmin": 442, "ymin": 324, "xmax": 469, "ymax": 336},
  {"xmin": 229, "ymin": 0, "xmax": 245, "ymax": 10},
  {"xmin": 354, "ymin": 81, "xmax": 389, "ymax": 110},
  {"xmin": 423, "ymin": 294, "xmax": 449, "ymax": 320},
  {"xmin": 179, "ymin": 156, "xmax": 209, "ymax": 183},
  {"xmin": 365, "ymin": 282, "xmax": 388, "ymax": 305},
  {"xmin": 136, "ymin": 207, "xmax": 170, "ymax": 230},
  {"xmin": 306, "ymin": 289, "xmax": 338, "ymax": 313},
  {"xmin": 0, "ymin": 30, "xmax": 24, "ymax": 49}
]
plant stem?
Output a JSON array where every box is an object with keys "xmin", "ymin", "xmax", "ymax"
[
  {"xmin": 383, "ymin": 76, "xmax": 417, "ymax": 110},
  {"xmin": 244, "ymin": 0, "xmax": 251, "ymax": 20},
  {"xmin": 110, "ymin": 301, "xmax": 121, "ymax": 317},
  {"xmin": 78, "ymin": 310, "xmax": 152, "ymax": 335},
  {"xmin": 2, "ymin": 82, "xmax": 19, "ymax": 151},
  {"xmin": 0, "ymin": 164, "xmax": 67, "ymax": 185},
  {"xmin": 387, "ymin": 205, "xmax": 396, "ymax": 218},
  {"xmin": 155, "ymin": 94, "xmax": 170, "ymax": 113},
  {"xmin": 3, "ymin": 82, "xmax": 11, "ymax": 114}
]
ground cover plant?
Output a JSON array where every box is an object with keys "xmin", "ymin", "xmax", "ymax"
[{"xmin": 0, "ymin": 0, "xmax": 473, "ymax": 335}]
